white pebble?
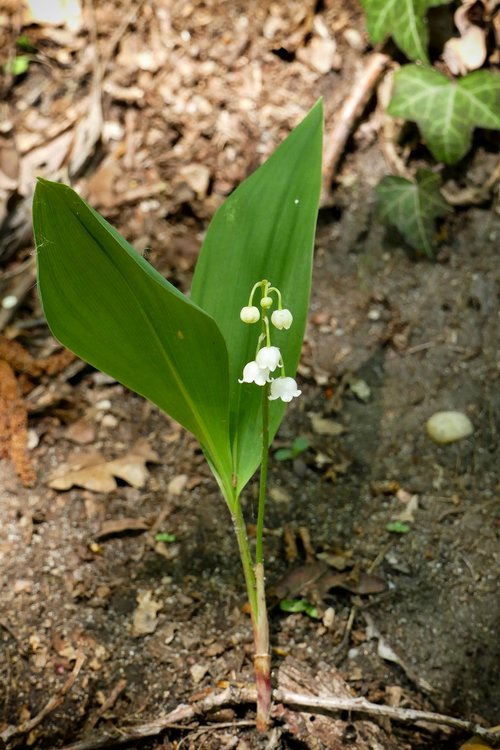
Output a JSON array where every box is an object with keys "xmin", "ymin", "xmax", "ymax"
[
  {"xmin": 2, "ymin": 295, "xmax": 17, "ymax": 309},
  {"xmin": 426, "ymin": 411, "xmax": 473, "ymax": 444}
]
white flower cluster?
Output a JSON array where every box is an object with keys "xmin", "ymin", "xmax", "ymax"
[{"xmin": 238, "ymin": 281, "xmax": 301, "ymax": 403}]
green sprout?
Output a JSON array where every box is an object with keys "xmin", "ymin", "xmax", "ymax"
[
  {"xmin": 275, "ymin": 436, "xmax": 309, "ymax": 462},
  {"xmin": 386, "ymin": 521, "xmax": 411, "ymax": 534},
  {"xmin": 279, "ymin": 598, "xmax": 320, "ymax": 619},
  {"xmin": 154, "ymin": 532, "xmax": 176, "ymax": 543}
]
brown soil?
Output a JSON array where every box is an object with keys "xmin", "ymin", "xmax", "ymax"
[{"xmin": 0, "ymin": 1, "xmax": 499, "ymax": 749}]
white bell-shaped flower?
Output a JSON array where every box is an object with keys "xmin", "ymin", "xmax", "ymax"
[
  {"xmin": 256, "ymin": 346, "xmax": 282, "ymax": 372},
  {"xmin": 240, "ymin": 305, "xmax": 260, "ymax": 324},
  {"xmin": 269, "ymin": 376, "xmax": 301, "ymax": 402},
  {"xmin": 238, "ymin": 360, "xmax": 270, "ymax": 386},
  {"xmin": 271, "ymin": 308, "xmax": 293, "ymax": 330}
]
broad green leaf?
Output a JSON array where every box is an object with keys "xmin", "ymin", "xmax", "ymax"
[
  {"xmin": 388, "ymin": 67, "xmax": 500, "ymax": 164},
  {"xmin": 34, "ymin": 180, "xmax": 233, "ymax": 493},
  {"xmin": 359, "ymin": 0, "xmax": 448, "ymax": 63},
  {"xmin": 191, "ymin": 101, "xmax": 323, "ymax": 495},
  {"xmin": 375, "ymin": 169, "xmax": 451, "ymax": 256}
]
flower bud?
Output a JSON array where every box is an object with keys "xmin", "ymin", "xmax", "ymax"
[
  {"xmin": 260, "ymin": 296, "xmax": 273, "ymax": 309},
  {"xmin": 271, "ymin": 308, "xmax": 293, "ymax": 330},
  {"xmin": 240, "ymin": 305, "xmax": 260, "ymax": 324}
]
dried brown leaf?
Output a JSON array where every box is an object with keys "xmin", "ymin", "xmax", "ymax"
[
  {"xmin": 132, "ymin": 590, "xmax": 163, "ymax": 637},
  {"xmin": 49, "ymin": 440, "xmax": 159, "ymax": 492},
  {"xmin": 96, "ymin": 517, "xmax": 150, "ymax": 539}
]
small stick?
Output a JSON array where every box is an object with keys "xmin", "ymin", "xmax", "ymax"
[
  {"xmin": 58, "ymin": 686, "xmax": 257, "ymax": 750},
  {"xmin": 85, "ymin": 679, "xmax": 127, "ymax": 732},
  {"xmin": 274, "ymin": 689, "xmax": 500, "ymax": 745},
  {"xmin": 322, "ymin": 52, "xmax": 391, "ymax": 197},
  {"xmin": 56, "ymin": 682, "xmax": 500, "ymax": 750},
  {"xmin": 0, "ymin": 652, "xmax": 85, "ymax": 744}
]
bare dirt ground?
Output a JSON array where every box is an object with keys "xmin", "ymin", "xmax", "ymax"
[{"xmin": 0, "ymin": 1, "xmax": 499, "ymax": 749}]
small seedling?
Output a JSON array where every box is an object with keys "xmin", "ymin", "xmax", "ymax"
[
  {"xmin": 4, "ymin": 56, "xmax": 31, "ymax": 76},
  {"xmin": 154, "ymin": 532, "xmax": 176, "ymax": 543},
  {"xmin": 386, "ymin": 521, "xmax": 411, "ymax": 534},
  {"xmin": 275, "ymin": 436, "xmax": 309, "ymax": 462},
  {"xmin": 33, "ymin": 101, "xmax": 323, "ymax": 730},
  {"xmin": 279, "ymin": 598, "xmax": 320, "ymax": 619}
]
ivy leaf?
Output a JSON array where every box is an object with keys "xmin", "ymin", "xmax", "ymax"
[
  {"xmin": 375, "ymin": 169, "xmax": 451, "ymax": 256},
  {"xmin": 388, "ymin": 66, "xmax": 500, "ymax": 164},
  {"xmin": 359, "ymin": 0, "xmax": 448, "ymax": 63}
]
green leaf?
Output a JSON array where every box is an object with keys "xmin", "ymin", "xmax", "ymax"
[
  {"xmin": 291, "ymin": 436, "xmax": 309, "ymax": 456},
  {"xmin": 34, "ymin": 180, "xmax": 233, "ymax": 495},
  {"xmin": 155, "ymin": 532, "xmax": 176, "ymax": 543},
  {"xmin": 359, "ymin": 0, "xmax": 448, "ymax": 63},
  {"xmin": 275, "ymin": 448, "xmax": 293, "ymax": 461},
  {"xmin": 279, "ymin": 598, "xmax": 320, "ymax": 618},
  {"xmin": 6, "ymin": 55, "xmax": 30, "ymax": 76},
  {"xmin": 375, "ymin": 169, "xmax": 451, "ymax": 256},
  {"xmin": 16, "ymin": 35, "xmax": 37, "ymax": 52},
  {"xmin": 191, "ymin": 101, "xmax": 323, "ymax": 495},
  {"xmin": 388, "ymin": 67, "xmax": 500, "ymax": 164},
  {"xmin": 275, "ymin": 436, "xmax": 309, "ymax": 461},
  {"xmin": 386, "ymin": 521, "xmax": 411, "ymax": 534}
]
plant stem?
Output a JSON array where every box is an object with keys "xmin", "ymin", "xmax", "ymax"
[
  {"xmin": 231, "ymin": 496, "xmax": 257, "ymax": 617},
  {"xmin": 253, "ymin": 382, "xmax": 271, "ymax": 731},
  {"xmin": 256, "ymin": 384, "xmax": 269, "ymax": 566}
]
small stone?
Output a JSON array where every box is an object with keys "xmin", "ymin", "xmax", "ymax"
[
  {"xmin": 426, "ymin": 411, "xmax": 474, "ymax": 444},
  {"xmin": 190, "ymin": 663, "xmax": 209, "ymax": 684}
]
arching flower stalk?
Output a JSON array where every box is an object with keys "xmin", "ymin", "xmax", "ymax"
[{"xmin": 238, "ymin": 279, "xmax": 301, "ymax": 729}]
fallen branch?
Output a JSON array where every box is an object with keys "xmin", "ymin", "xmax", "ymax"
[
  {"xmin": 0, "ymin": 652, "xmax": 85, "ymax": 744},
  {"xmin": 322, "ymin": 51, "xmax": 391, "ymax": 199},
  {"xmin": 56, "ymin": 680, "xmax": 500, "ymax": 750},
  {"xmin": 58, "ymin": 685, "xmax": 256, "ymax": 750},
  {"xmin": 274, "ymin": 689, "xmax": 500, "ymax": 746}
]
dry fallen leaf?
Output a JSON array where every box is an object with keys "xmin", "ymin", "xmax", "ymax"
[
  {"xmin": 297, "ymin": 36, "xmax": 340, "ymax": 74},
  {"xmin": 48, "ymin": 439, "xmax": 159, "ymax": 492},
  {"xmin": 310, "ymin": 414, "xmax": 346, "ymax": 436},
  {"xmin": 443, "ymin": 0, "xmax": 487, "ymax": 74},
  {"xmin": 395, "ymin": 494, "xmax": 419, "ymax": 523},
  {"xmin": 24, "ymin": 0, "xmax": 82, "ymax": 30},
  {"xmin": 96, "ymin": 517, "xmax": 150, "ymax": 539},
  {"xmin": 132, "ymin": 590, "xmax": 163, "ymax": 637}
]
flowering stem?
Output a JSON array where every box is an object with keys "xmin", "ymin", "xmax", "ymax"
[
  {"xmin": 253, "ymin": 381, "xmax": 271, "ymax": 731},
  {"xmin": 256, "ymin": 384, "xmax": 269, "ymax": 566}
]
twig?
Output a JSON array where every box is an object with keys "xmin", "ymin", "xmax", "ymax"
[
  {"xmin": 378, "ymin": 68, "xmax": 412, "ymax": 180},
  {"xmin": 56, "ymin": 680, "xmax": 500, "ymax": 750},
  {"xmin": 441, "ymin": 159, "xmax": 500, "ymax": 206},
  {"xmin": 84, "ymin": 679, "xmax": 127, "ymax": 732},
  {"xmin": 0, "ymin": 652, "xmax": 85, "ymax": 744},
  {"xmin": 332, "ymin": 604, "xmax": 356, "ymax": 664},
  {"xmin": 322, "ymin": 52, "xmax": 390, "ymax": 197},
  {"xmin": 58, "ymin": 685, "xmax": 257, "ymax": 750},
  {"xmin": 273, "ymin": 689, "xmax": 500, "ymax": 745}
]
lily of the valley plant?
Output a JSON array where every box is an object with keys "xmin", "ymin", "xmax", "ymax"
[{"xmin": 33, "ymin": 101, "xmax": 323, "ymax": 730}]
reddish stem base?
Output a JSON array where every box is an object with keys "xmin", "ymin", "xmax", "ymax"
[{"xmin": 254, "ymin": 653, "xmax": 271, "ymax": 731}]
